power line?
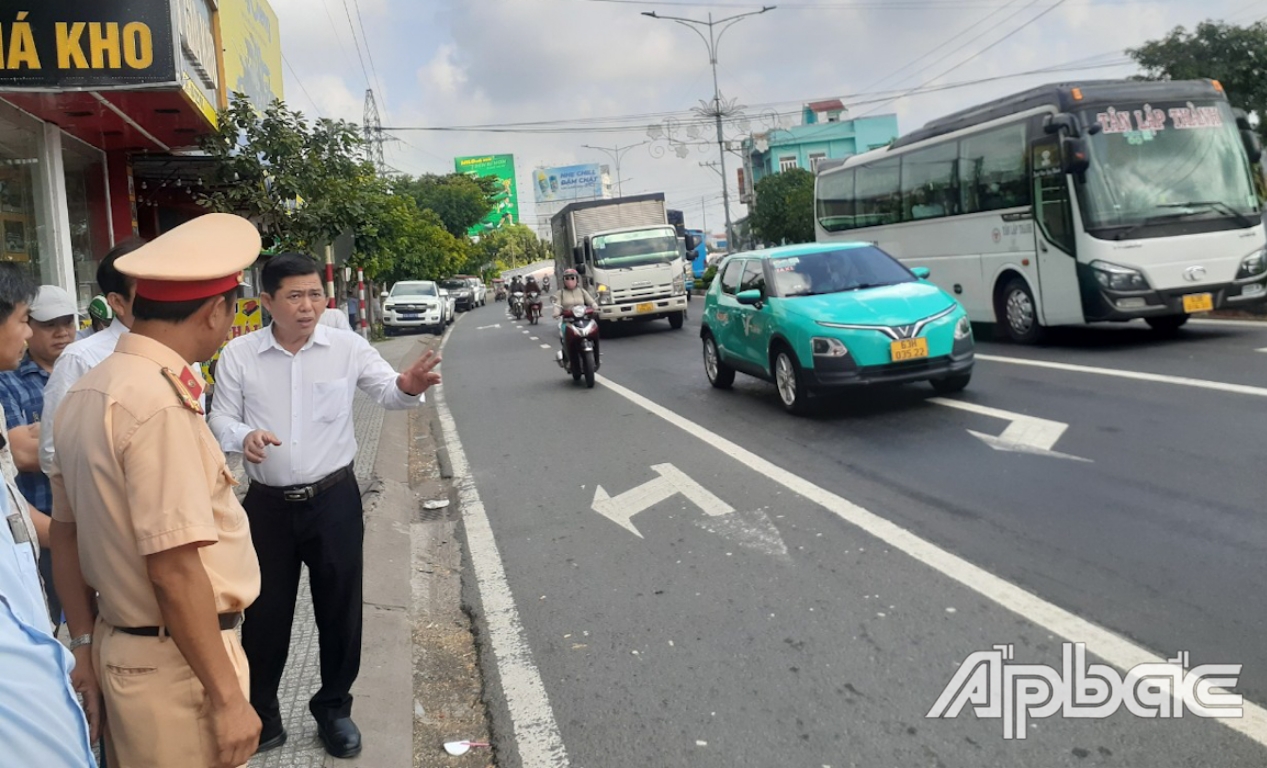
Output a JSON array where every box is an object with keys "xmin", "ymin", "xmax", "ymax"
[
  {"xmin": 340, "ymin": 0, "xmax": 372, "ymax": 90},
  {"xmin": 351, "ymin": 0, "xmax": 388, "ymax": 120},
  {"xmin": 282, "ymin": 53, "xmax": 323, "ymax": 117},
  {"xmin": 377, "ymin": 57, "xmax": 1132, "ymax": 135},
  {"xmin": 855, "ymin": 0, "xmax": 1072, "ymax": 118},
  {"xmin": 320, "ymin": 0, "xmax": 356, "ymax": 72}
]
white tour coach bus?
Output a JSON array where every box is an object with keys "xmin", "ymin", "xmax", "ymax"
[{"xmin": 814, "ymin": 79, "xmax": 1266, "ymax": 343}]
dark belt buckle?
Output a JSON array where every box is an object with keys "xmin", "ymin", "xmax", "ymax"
[{"xmin": 283, "ymin": 486, "xmax": 314, "ymax": 502}]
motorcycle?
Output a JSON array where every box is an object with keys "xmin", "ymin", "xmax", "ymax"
[
  {"xmin": 556, "ymin": 304, "xmax": 600, "ymax": 388},
  {"xmin": 525, "ymin": 291, "xmax": 542, "ymax": 325},
  {"xmin": 510, "ymin": 291, "xmax": 525, "ymax": 320}
]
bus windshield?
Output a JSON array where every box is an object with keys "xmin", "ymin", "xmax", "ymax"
[
  {"xmin": 1078, "ymin": 101, "xmax": 1259, "ymax": 237},
  {"xmin": 591, "ymin": 227, "xmax": 679, "ymax": 269}
]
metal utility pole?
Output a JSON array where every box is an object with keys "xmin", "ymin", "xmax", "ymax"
[
  {"xmin": 643, "ymin": 6, "xmax": 774, "ymax": 249},
  {"xmin": 581, "ymin": 141, "xmax": 648, "ymax": 197}
]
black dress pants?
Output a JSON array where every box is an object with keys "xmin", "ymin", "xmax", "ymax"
[{"xmin": 241, "ymin": 471, "xmax": 363, "ymax": 733}]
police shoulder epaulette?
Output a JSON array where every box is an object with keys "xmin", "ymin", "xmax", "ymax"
[{"xmin": 161, "ymin": 367, "xmax": 204, "ymax": 415}]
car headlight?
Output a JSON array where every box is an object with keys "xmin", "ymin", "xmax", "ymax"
[
  {"xmin": 1237, "ymin": 248, "xmax": 1267, "ymax": 280},
  {"xmin": 954, "ymin": 315, "xmax": 972, "ymax": 340},
  {"xmin": 596, "ymin": 284, "xmax": 614, "ymax": 305},
  {"xmin": 672, "ymin": 275, "xmax": 685, "ymax": 295},
  {"xmin": 1090, "ymin": 260, "xmax": 1150, "ymax": 292},
  {"xmin": 811, "ymin": 337, "xmax": 849, "ymax": 358}
]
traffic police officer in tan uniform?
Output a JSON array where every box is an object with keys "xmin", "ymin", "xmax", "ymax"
[{"xmin": 48, "ymin": 213, "xmax": 263, "ymax": 768}]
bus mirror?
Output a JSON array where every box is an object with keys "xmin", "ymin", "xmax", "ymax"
[
  {"xmin": 1241, "ymin": 129, "xmax": 1263, "ymax": 165},
  {"xmin": 1062, "ymin": 137, "xmax": 1090, "ymax": 175},
  {"xmin": 1045, "ymin": 113, "xmax": 1079, "ymax": 136},
  {"xmin": 1233, "ymin": 108, "xmax": 1254, "ymax": 131},
  {"xmin": 573, "ymin": 245, "xmax": 584, "ymax": 265},
  {"xmin": 685, "ymin": 233, "xmax": 702, "ymax": 251}
]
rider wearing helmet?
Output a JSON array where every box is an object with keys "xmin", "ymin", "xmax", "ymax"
[
  {"xmin": 78, "ymin": 294, "xmax": 115, "ymax": 339},
  {"xmin": 552, "ymin": 268, "xmax": 597, "ymax": 319}
]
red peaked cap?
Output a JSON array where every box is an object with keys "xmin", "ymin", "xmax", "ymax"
[{"xmin": 116, "ymin": 213, "xmax": 261, "ymax": 301}]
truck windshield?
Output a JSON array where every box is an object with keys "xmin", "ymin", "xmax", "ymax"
[
  {"xmin": 1078, "ymin": 100, "xmax": 1259, "ymax": 238},
  {"xmin": 591, "ymin": 228, "xmax": 680, "ymax": 268}
]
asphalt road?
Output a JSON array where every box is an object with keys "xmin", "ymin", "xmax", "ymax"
[{"xmin": 439, "ymin": 300, "xmax": 1267, "ymax": 768}]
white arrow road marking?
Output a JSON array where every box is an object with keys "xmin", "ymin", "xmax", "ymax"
[
  {"xmin": 475, "ymin": 324, "xmax": 501, "ymax": 330},
  {"xmin": 928, "ymin": 398, "xmax": 1091, "ymax": 462},
  {"xmin": 592, "ymin": 463, "xmax": 732, "ymax": 538}
]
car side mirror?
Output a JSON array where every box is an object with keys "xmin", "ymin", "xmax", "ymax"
[
  {"xmin": 911, "ymin": 267, "xmax": 931, "ymax": 279},
  {"xmin": 736, "ymin": 289, "xmax": 763, "ymax": 306},
  {"xmin": 573, "ymin": 245, "xmax": 584, "ymax": 265}
]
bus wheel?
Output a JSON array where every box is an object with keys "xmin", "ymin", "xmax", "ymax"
[
  {"xmin": 1146, "ymin": 314, "xmax": 1189, "ymax": 334},
  {"xmin": 998, "ymin": 278, "xmax": 1045, "ymax": 344}
]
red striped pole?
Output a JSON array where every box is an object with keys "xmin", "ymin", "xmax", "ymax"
[
  {"xmin": 357, "ymin": 268, "xmax": 368, "ymax": 338},
  {"xmin": 325, "ymin": 246, "xmax": 336, "ymax": 309}
]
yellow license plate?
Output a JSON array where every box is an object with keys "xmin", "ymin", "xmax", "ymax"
[
  {"xmin": 636, "ymin": 302, "xmax": 655, "ymax": 313},
  {"xmin": 891, "ymin": 337, "xmax": 929, "ymax": 361},
  {"xmin": 1182, "ymin": 293, "xmax": 1214, "ymax": 313}
]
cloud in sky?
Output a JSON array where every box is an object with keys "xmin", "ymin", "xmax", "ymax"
[{"xmin": 271, "ymin": 0, "xmax": 1260, "ymax": 234}]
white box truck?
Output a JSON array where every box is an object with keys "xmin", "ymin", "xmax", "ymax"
[{"xmin": 551, "ymin": 193, "xmax": 698, "ymax": 329}]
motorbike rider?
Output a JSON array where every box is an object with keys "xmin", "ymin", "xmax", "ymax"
[
  {"xmin": 542, "ymin": 276, "xmax": 551, "ymax": 292},
  {"xmin": 553, "ymin": 268, "xmax": 599, "ymax": 358}
]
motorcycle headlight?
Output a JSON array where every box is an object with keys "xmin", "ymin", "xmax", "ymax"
[
  {"xmin": 1237, "ymin": 248, "xmax": 1267, "ymax": 280},
  {"xmin": 954, "ymin": 315, "xmax": 972, "ymax": 340},
  {"xmin": 596, "ymin": 284, "xmax": 613, "ymax": 305},
  {"xmin": 571, "ymin": 304, "xmax": 587, "ymax": 318},
  {"xmin": 1090, "ymin": 260, "xmax": 1150, "ymax": 292},
  {"xmin": 811, "ymin": 337, "xmax": 849, "ymax": 358},
  {"xmin": 672, "ymin": 274, "xmax": 685, "ymax": 295}
]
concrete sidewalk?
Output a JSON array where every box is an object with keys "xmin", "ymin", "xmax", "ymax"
[{"xmin": 246, "ymin": 335, "xmax": 420, "ymax": 768}]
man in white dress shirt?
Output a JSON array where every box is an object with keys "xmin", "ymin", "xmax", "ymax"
[
  {"xmin": 39, "ymin": 240, "xmax": 142, "ymax": 476},
  {"xmin": 208, "ymin": 252, "xmax": 440, "ymax": 758}
]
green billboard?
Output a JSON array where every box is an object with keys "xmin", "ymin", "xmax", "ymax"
[{"xmin": 454, "ymin": 154, "xmax": 519, "ymax": 237}]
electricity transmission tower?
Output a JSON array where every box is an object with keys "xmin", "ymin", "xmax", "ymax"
[{"xmin": 363, "ymin": 88, "xmax": 386, "ymax": 175}]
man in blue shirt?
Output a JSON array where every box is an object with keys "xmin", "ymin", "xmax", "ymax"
[
  {"xmin": 0, "ymin": 285, "xmax": 78, "ymax": 624},
  {"xmin": 0, "ymin": 265, "xmax": 95, "ymax": 767}
]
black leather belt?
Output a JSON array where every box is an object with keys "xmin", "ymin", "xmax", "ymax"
[
  {"xmin": 252, "ymin": 464, "xmax": 353, "ymax": 503},
  {"xmin": 116, "ymin": 612, "xmax": 242, "ymax": 636}
]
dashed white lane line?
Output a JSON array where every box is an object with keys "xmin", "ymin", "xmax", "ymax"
[
  {"xmin": 433, "ymin": 331, "xmax": 570, "ymax": 768},
  {"xmin": 539, "ymin": 344, "xmax": 552, "ymax": 349},
  {"xmin": 976, "ymin": 353, "xmax": 1267, "ymax": 398},
  {"xmin": 530, "ymin": 336, "xmax": 539, "ymax": 341},
  {"xmin": 596, "ymin": 373, "xmax": 1267, "ymax": 748},
  {"xmin": 1255, "ymin": 347, "xmax": 1267, "ymax": 353}
]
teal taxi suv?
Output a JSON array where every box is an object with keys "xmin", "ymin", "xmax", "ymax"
[{"xmin": 700, "ymin": 242, "xmax": 974, "ymax": 414}]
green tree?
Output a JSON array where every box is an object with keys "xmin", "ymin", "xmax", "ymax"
[
  {"xmin": 750, "ymin": 167, "xmax": 816, "ymax": 245},
  {"xmin": 473, "ymin": 224, "xmax": 551, "ymax": 275},
  {"xmin": 197, "ymin": 94, "xmax": 378, "ymax": 251},
  {"xmin": 1128, "ymin": 21, "xmax": 1267, "ymax": 138},
  {"xmin": 349, "ymin": 181, "xmax": 468, "ymax": 284},
  {"xmin": 395, "ymin": 174, "xmax": 498, "ymax": 239}
]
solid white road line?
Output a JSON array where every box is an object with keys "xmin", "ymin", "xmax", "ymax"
[
  {"xmin": 434, "ymin": 330, "xmax": 570, "ymax": 768},
  {"xmin": 1256, "ymin": 348, "xmax": 1267, "ymax": 353},
  {"xmin": 1189, "ymin": 319, "xmax": 1267, "ymax": 330},
  {"xmin": 597, "ymin": 373, "xmax": 1267, "ymax": 748},
  {"xmin": 977, "ymin": 354, "xmax": 1267, "ymax": 398}
]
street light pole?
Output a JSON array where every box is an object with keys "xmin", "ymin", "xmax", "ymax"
[
  {"xmin": 581, "ymin": 141, "xmax": 649, "ymax": 198},
  {"xmin": 643, "ymin": 6, "xmax": 774, "ymax": 249}
]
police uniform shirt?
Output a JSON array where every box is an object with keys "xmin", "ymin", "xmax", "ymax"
[{"xmin": 49, "ymin": 333, "xmax": 260, "ymax": 629}]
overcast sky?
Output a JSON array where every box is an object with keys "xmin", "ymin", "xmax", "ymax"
[{"xmin": 269, "ymin": 0, "xmax": 1267, "ymax": 237}]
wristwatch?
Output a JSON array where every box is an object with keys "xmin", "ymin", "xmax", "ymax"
[{"xmin": 68, "ymin": 634, "xmax": 92, "ymax": 652}]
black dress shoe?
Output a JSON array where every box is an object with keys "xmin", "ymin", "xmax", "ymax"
[
  {"xmin": 256, "ymin": 727, "xmax": 288, "ymax": 753},
  {"xmin": 317, "ymin": 717, "xmax": 362, "ymax": 759}
]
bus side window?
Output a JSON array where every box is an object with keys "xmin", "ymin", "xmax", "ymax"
[
  {"xmin": 817, "ymin": 169, "xmax": 856, "ymax": 231},
  {"xmin": 961, "ymin": 123, "xmax": 1030, "ymax": 213}
]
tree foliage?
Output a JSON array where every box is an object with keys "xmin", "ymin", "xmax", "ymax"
[
  {"xmin": 197, "ymin": 94, "xmax": 378, "ymax": 251},
  {"xmin": 394, "ymin": 174, "xmax": 499, "ymax": 238},
  {"xmin": 349, "ymin": 181, "xmax": 468, "ymax": 284},
  {"xmin": 750, "ymin": 167, "xmax": 816, "ymax": 246},
  {"xmin": 1128, "ymin": 21, "xmax": 1267, "ymax": 138},
  {"xmin": 472, "ymin": 224, "xmax": 552, "ymax": 276}
]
